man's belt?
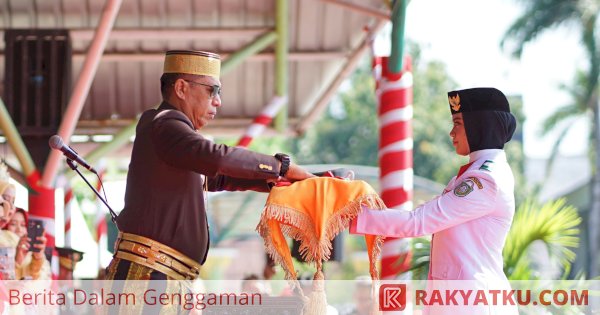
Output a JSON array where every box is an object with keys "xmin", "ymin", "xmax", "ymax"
[{"xmin": 114, "ymin": 232, "xmax": 201, "ymax": 280}]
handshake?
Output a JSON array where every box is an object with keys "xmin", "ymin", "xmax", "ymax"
[{"xmin": 270, "ymin": 167, "xmax": 356, "ymax": 188}]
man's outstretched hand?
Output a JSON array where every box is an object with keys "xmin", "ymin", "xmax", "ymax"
[{"xmin": 282, "ymin": 163, "xmax": 316, "ymax": 182}]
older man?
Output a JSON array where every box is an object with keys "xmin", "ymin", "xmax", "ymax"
[{"xmin": 105, "ymin": 50, "xmax": 314, "ymax": 281}]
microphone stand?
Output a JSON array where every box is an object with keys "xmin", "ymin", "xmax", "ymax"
[{"xmin": 65, "ymin": 158, "xmax": 119, "ymax": 227}]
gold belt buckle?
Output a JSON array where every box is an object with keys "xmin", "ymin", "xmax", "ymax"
[
  {"xmin": 131, "ymin": 243, "xmax": 166, "ymax": 266},
  {"xmin": 147, "ymin": 242, "xmax": 160, "ymax": 265}
]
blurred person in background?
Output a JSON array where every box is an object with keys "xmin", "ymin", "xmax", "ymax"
[
  {"xmin": 0, "ymin": 163, "xmax": 19, "ymax": 279},
  {"xmin": 340, "ymin": 276, "xmax": 373, "ymax": 315},
  {"xmin": 55, "ymin": 247, "xmax": 84, "ymax": 280},
  {"xmin": 241, "ymin": 274, "xmax": 271, "ymax": 295},
  {"xmin": 4, "ymin": 208, "xmax": 50, "ymax": 280}
]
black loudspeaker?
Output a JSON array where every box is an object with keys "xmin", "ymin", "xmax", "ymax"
[
  {"xmin": 291, "ymin": 234, "xmax": 344, "ymax": 263},
  {"xmin": 3, "ymin": 29, "xmax": 72, "ymax": 169}
]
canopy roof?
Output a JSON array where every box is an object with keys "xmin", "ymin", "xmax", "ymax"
[{"xmin": 0, "ymin": 0, "xmax": 387, "ymax": 138}]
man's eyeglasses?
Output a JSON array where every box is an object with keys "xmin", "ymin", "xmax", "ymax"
[{"xmin": 183, "ymin": 80, "xmax": 221, "ymax": 98}]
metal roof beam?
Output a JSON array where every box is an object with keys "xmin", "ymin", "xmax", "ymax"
[
  {"xmin": 296, "ymin": 20, "xmax": 387, "ymax": 134},
  {"xmin": 389, "ymin": 0, "xmax": 408, "ymax": 72},
  {"xmin": 274, "ymin": 0, "xmax": 289, "ymax": 132},
  {"xmin": 0, "ymin": 51, "xmax": 346, "ymax": 61},
  {"xmin": 0, "ymin": 97, "xmax": 36, "ymax": 178},
  {"xmin": 68, "ymin": 27, "xmax": 270, "ymax": 41},
  {"xmin": 220, "ymin": 31, "xmax": 277, "ymax": 74},
  {"xmin": 320, "ymin": 0, "xmax": 390, "ymax": 20},
  {"xmin": 66, "ymin": 51, "xmax": 346, "ymax": 62}
]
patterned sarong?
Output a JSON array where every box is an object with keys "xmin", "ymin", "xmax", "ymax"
[{"xmin": 102, "ymin": 257, "xmax": 192, "ymax": 315}]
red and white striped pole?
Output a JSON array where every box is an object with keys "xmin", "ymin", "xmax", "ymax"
[
  {"xmin": 236, "ymin": 96, "xmax": 287, "ymax": 147},
  {"xmin": 27, "ymin": 171, "xmax": 58, "ymax": 278},
  {"xmin": 63, "ymin": 186, "xmax": 74, "ymax": 248},
  {"xmin": 374, "ymin": 55, "xmax": 413, "ymax": 279}
]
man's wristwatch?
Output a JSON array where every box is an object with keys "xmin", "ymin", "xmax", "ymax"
[{"xmin": 274, "ymin": 153, "xmax": 291, "ymax": 177}]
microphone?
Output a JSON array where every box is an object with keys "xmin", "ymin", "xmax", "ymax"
[{"xmin": 49, "ymin": 135, "xmax": 97, "ymax": 174}]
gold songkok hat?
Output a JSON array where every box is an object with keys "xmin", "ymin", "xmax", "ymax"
[{"xmin": 163, "ymin": 50, "xmax": 221, "ymax": 78}]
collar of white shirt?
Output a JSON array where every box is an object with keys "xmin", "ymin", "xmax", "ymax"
[{"xmin": 468, "ymin": 149, "xmax": 506, "ymax": 164}]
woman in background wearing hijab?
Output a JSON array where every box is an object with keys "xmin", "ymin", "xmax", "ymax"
[
  {"xmin": 0, "ymin": 163, "xmax": 20, "ymax": 280},
  {"xmin": 0, "ymin": 164, "xmax": 18, "ymax": 246},
  {"xmin": 4, "ymin": 208, "xmax": 50, "ymax": 280},
  {"xmin": 350, "ymin": 87, "xmax": 519, "ymax": 315}
]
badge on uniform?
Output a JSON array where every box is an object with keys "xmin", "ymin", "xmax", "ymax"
[
  {"xmin": 479, "ymin": 160, "xmax": 494, "ymax": 172},
  {"xmin": 259, "ymin": 164, "xmax": 273, "ymax": 171},
  {"xmin": 453, "ymin": 177, "xmax": 483, "ymax": 197},
  {"xmin": 449, "ymin": 94, "xmax": 461, "ymax": 112}
]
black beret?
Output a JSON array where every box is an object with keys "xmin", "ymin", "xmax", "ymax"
[{"xmin": 448, "ymin": 87, "xmax": 510, "ymax": 114}]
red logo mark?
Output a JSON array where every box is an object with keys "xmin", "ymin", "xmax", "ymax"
[{"xmin": 379, "ymin": 284, "xmax": 406, "ymax": 311}]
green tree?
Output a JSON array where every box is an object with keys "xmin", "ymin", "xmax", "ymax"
[
  {"xmin": 292, "ymin": 45, "xmax": 468, "ymax": 183},
  {"xmin": 291, "ymin": 60, "xmax": 380, "ymax": 166},
  {"xmin": 502, "ymin": 0, "xmax": 600, "ymax": 276},
  {"xmin": 539, "ymin": 70, "xmax": 593, "ymax": 175}
]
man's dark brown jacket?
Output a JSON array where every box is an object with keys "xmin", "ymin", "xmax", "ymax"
[{"xmin": 117, "ymin": 102, "xmax": 281, "ymax": 264}]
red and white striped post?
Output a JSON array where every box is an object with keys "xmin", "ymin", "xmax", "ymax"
[
  {"xmin": 374, "ymin": 55, "xmax": 413, "ymax": 279},
  {"xmin": 27, "ymin": 171, "xmax": 58, "ymax": 278},
  {"xmin": 236, "ymin": 96, "xmax": 287, "ymax": 147},
  {"xmin": 63, "ymin": 185, "xmax": 74, "ymax": 248}
]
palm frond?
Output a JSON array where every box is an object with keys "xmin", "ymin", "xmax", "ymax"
[
  {"xmin": 540, "ymin": 69, "xmax": 591, "ymax": 137},
  {"xmin": 402, "ymin": 237, "xmax": 430, "ymax": 280},
  {"xmin": 504, "ymin": 198, "xmax": 581, "ymax": 280},
  {"xmin": 565, "ymin": 69, "xmax": 599, "ymax": 111},
  {"xmin": 542, "ymin": 122, "xmax": 575, "ymax": 180},
  {"xmin": 508, "ymin": 255, "xmax": 533, "ymax": 280},
  {"xmin": 501, "ymin": 0, "xmax": 579, "ymax": 57},
  {"xmin": 541, "ymin": 106, "xmax": 584, "ymax": 136}
]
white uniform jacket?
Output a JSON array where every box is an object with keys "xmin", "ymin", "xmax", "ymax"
[{"xmin": 351, "ymin": 149, "xmax": 515, "ymax": 282}]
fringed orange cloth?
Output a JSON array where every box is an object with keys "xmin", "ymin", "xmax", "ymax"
[{"xmin": 256, "ymin": 177, "xmax": 386, "ymax": 281}]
